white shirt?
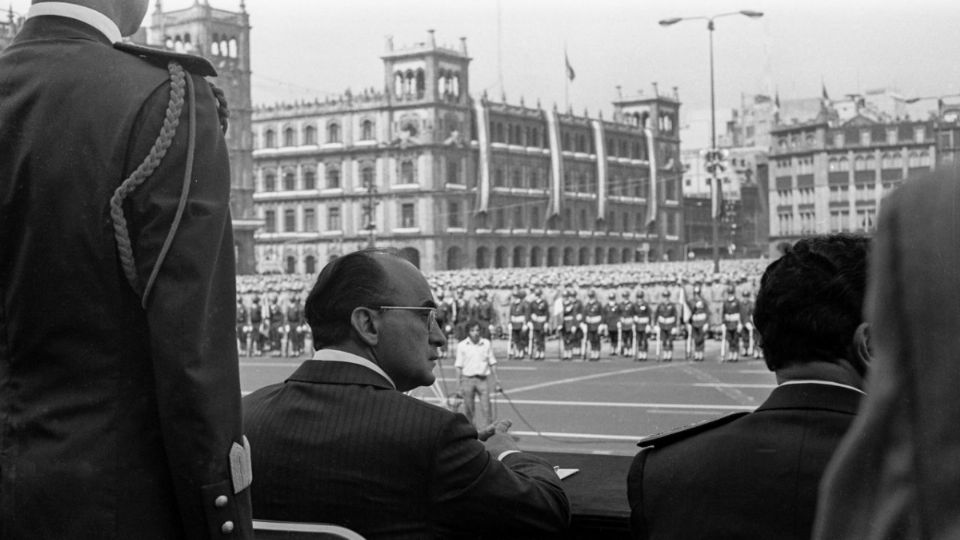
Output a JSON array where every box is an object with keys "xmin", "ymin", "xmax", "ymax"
[
  {"xmin": 26, "ymin": 2, "xmax": 122, "ymax": 44},
  {"xmin": 779, "ymin": 379, "xmax": 866, "ymax": 395},
  {"xmin": 311, "ymin": 348, "xmax": 396, "ymax": 390},
  {"xmin": 455, "ymin": 337, "xmax": 497, "ymax": 377}
]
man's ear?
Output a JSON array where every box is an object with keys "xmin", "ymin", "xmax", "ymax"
[
  {"xmin": 351, "ymin": 307, "xmax": 380, "ymax": 347},
  {"xmin": 852, "ymin": 322, "xmax": 872, "ymax": 374}
]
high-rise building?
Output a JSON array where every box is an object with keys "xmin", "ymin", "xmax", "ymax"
[
  {"xmin": 144, "ymin": 0, "xmax": 260, "ymax": 274},
  {"xmin": 251, "ymin": 31, "xmax": 683, "ymax": 273}
]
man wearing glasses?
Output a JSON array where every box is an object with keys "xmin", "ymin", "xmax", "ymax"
[{"xmin": 243, "ymin": 249, "xmax": 569, "ymax": 538}]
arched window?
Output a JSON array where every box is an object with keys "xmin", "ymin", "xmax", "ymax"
[
  {"xmin": 283, "ymin": 127, "xmax": 295, "ymax": 147},
  {"xmin": 327, "ymin": 122, "xmax": 340, "ymax": 144},
  {"xmin": 228, "ymin": 38, "xmax": 238, "ymax": 58},
  {"xmin": 325, "ymin": 166, "xmax": 341, "ymax": 189},
  {"xmin": 263, "ymin": 172, "xmax": 276, "ymax": 192},
  {"xmin": 361, "ymin": 166, "xmax": 375, "ymax": 189},
  {"xmin": 285, "ymin": 256, "xmax": 296, "ymax": 274},
  {"xmin": 305, "ymin": 255, "xmax": 317, "ymax": 275},
  {"xmin": 283, "ymin": 170, "xmax": 295, "ymax": 191},
  {"xmin": 361, "ymin": 120, "xmax": 375, "ymax": 140},
  {"xmin": 303, "ymin": 170, "xmax": 316, "ymax": 190},
  {"xmin": 303, "ymin": 125, "xmax": 316, "ymax": 145},
  {"xmin": 400, "ymin": 160, "xmax": 415, "ymax": 184},
  {"xmin": 415, "ymin": 69, "xmax": 425, "ymax": 98},
  {"xmin": 264, "ymin": 129, "xmax": 276, "ymax": 148}
]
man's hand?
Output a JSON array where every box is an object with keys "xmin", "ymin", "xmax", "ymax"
[
  {"xmin": 495, "ymin": 382, "xmax": 504, "ymax": 393},
  {"xmin": 477, "ymin": 419, "xmax": 512, "ymax": 442}
]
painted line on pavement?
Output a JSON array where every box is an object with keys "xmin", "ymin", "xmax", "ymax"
[{"xmin": 505, "ymin": 362, "xmax": 685, "ymax": 394}]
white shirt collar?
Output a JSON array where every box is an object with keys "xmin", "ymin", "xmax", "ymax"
[
  {"xmin": 311, "ymin": 349, "xmax": 396, "ymax": 390},
  {"xmin": 27, "ymin": 2, "xmax": 122, "ymax": 44},
  {"xmin": 778, "ymin": 379, "xmax": 866, "ymax": 395}
]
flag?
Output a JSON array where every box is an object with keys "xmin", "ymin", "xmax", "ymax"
[
  {"xmin": 710, "ymin": 150, "xmax": 725, "ymax": 220},
  {"xmin": 774, "ymin": 91, "xmax": 780, "ymax": 109},
  {"xmin": 821, "ymin": 81, "xmax": 830, "ymax": 101},
  {"xmin": 565, "ymin": 52, "xmax": 576, "ymax": 81}
]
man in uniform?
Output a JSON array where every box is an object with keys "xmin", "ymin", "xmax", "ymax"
[
  {"xmin": 529, "ymin": 288, "xmax": 551, "ymax": 360},
  {"xmin": 284, "ymin": 293, "xmax": 305, "ymax": 357},
  {"xmin": 618, "ymin": 290, "xmax": 637, "ymax": 357},
  {"xmin": 633, "ymin": 290, "xmax": 653, "ymax": 361},
  {"xmin": 582, "ymin": 290, "xmax": 604, "ymax": 360},
  {"xmin": 721, "ymin": 285, "xmax": 742, "ymax": 362},
  {"xmin": 654, "ymin": 290, "xmax": 679, "ymax": 362},
  {"xmin": 249, "ymin": 295, "xmax": 265, "ymax": 356},
  {"xmin": 688, "ymin": 285, "xmax": 710, "ymax": 362},
  {"xmin": 602, "ymin": 292, "xmax": 622, "ymax": 357},
  {"xmin": 507, "ymin": 288, "xmax": 530, "ymax": 359},
  {"xmin": 629, "ymin": 234, "xmax": 870, "ymax": 540},
  {"xmin": 0, "ymin": 1, "xmax": 252, "ymax": 537},
  {"xmin": 237, "ymin": 296, "xmax": 250, "ymax": 357},
  {"xmin": 738, "ymin": 289, "xmax": 757, "ymax": 359},
  {"xmin": 267, "ymin": 291, "xmax": 284, "ymax": 355},
  {"xmin": 473, "ymin": 290, "xmax": 496, "ymax": 340},
  {"xmin": 560, "ymin": 288, "xmax": 584, "ymax": 360}
]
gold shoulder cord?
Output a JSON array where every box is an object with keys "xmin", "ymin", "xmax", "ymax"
[{"xmin": 110, "ymin": 61, "xmax": 198, "ymax": 308}]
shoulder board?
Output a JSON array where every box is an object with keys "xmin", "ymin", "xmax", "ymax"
[
  {"xmin": 114, "ymin": 42, "xmax": 218, "ymax": 78},
  {"xmin": 636, "ymin": 411, "xmax": 748, "ymax": 449}
]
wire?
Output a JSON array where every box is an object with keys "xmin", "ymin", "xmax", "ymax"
[{"xmin": 496, "ymin": 387, "xmax": 630, "ymax": 445}]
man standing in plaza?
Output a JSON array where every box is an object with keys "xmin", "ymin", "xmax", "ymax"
[
  {"xmin": 0, "ymin": 0, "xmax": 252, "ymax": 537},
  {"xmin": 244, "ymin": 250, "xmax": 568, "ymax": 538},
  {"xmin": 457, "ymin": 320, "xmax": 504, "ymax": 428}
]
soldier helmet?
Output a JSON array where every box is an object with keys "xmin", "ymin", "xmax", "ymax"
[
  {"xmin": 253, "ymin": 296, "xmax": 261, "ymax": 303},
  {"xmin": 662, "ymin": 290, "xmax": 671, "ymax": 298},
  {"xmin": 588, "ymin": 290, "xmax": 596, "ymax": 298},
  {"xmin": 637, "ymin": 290, "xmax": 645, "ymax": 299},
  {"xmin": 741, "ymin": 289, "xmax": 750, "ymax": 297},
  {"xmin": 608, "ymin": 292, "xmax": 616, "ymax": 300},
  {"xmin": 534, "ymin": 287, "xmax": 543, "ymax": 297},
  {"xmin": 726, "ymin": 285, "xmax": 736, "ymax": 294},
  {"xmin": 514, "ymin": 289, "xmax": 525, "ymax": 298},
  {"xmin": 478, "ymin": 291, "xmax": 487, "ymax": 299}
]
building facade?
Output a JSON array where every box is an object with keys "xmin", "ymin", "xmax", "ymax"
[
  {"xmin": 144, "ymin": 0, "xmax": 260, "ymax": 274},
  {"xmin": 768, "ymin": 115, "xmax": 936, "ymax": 253},
  {"xmin": 0, "ymin": 8, "xmax": 23, "ymax": 52},
  {"xmin": 251, "ymin": 32, "xmax": 683, "ymax": 273}
]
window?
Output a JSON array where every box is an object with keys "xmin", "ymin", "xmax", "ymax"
[
  {"xmin": 622, "ymin": 212, "xmax": 629, "ymax": 232},
  {"xmin": 304, "ymin": 208, "xmax": 316, "ymax": 232},
  {"xmin": 531, "ymin": 207, "xmax": 540, "ymax": 228},
  {"xmin": 327, "ymin": 122, "xmax": 341, "ymax": 143},
  {"xmin": 327, "ymin": 206, "xmax": 341, "ymax": 231},
  {"xmin": 400, "ymin": 160, "xmax": 415, "ymax": 184},
  {"xmin": 512, "ymin": 168, "xmax": 523, "ymax": 188},
  {"xmin": 447, "ymin": 159, "xmax": 460, "ymax": 184},
  {"xmin": 264, "ymin": 129, "xmax": 276, "ymax": 148},
  {"xmin": 400, "ymin": 203, "xmax": 416, "ymax": 228},
  {"xmin": 493, "ymin": 168, "xmax": 504, "ymax": 187},
  {"xmin": 303, "ymin": 170, "xmax": 316, "ymax": 190},
  {"xmin": 513, "ymin": 206, "xmax": 524, "ymax": 228},
  {"xmin": 448, "ymin": 201, "xmax": 462, "ymax": 228},
  {"xmin": 495, "ymin": 208, "xmax": 506, "ymax": 229},
  {"xmin": 283, "ymin": 171, "xmax": 296, "ymax": 191},
  {"xmin": 264, "ymin": 172, "xmax": 276, "ymax": 192},
  {"xmin": 361, "ymin": 120, "xmax": 374, "ymax": 140},
  {"xmin": 326, "ymin": 166, "xmax": 340, "ymax": 189},
  {"xmin": 284, "ymin": 127, "xmax": 296, "ymax": 147},
  {"xmin": 530, "ymin": 170, "xmax": 540, "ymax": 189},
  {"xmin": 264, "ymin": 210, "xmax": 276, "ymax": 233},
  {"xmin": 303, "ymin": 125, "xmax": 317, "ymax": 145},
  {"xmin": 579, "ymin": 209, "xmax": 588, "ymax": 229},
  {"xmin": 361, "ymin": 166, "xmax": 375, "ymax": 189},
  {"xmin": 284, "ymin": 209, "xmax": 295, "ymax": 232},
  {"xmin": 914, "ymin": 126, "xmax": 926, "ymax": 143}
]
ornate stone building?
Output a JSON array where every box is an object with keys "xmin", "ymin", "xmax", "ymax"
[
  {"xmin": 144, "ymin": 0, "xmax": 260, "ymax": 274},
  {"xmin": 251, "ymin": 31, "xmax": 683, "ymax": 273}
]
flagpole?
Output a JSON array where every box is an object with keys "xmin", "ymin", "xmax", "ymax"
[{"xmin": 564, "ymin": 45, "xmax": 569, "ymax": 111}]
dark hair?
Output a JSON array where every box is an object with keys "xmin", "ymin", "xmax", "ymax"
[
  {"xmin": 304, "ymin": 248, "xmax": 398, "ymax": 348},
  {"xmin": 753, "ymin": 234, "xmax": 870, "ymax": 370},
  {"xmin": 465, "ymin": 320, "xmax": 482, "ymax": 332}
]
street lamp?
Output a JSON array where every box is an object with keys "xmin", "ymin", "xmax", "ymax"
[{"xmin": 659, "ymin": 10, "xmax": 763, "ymax": 274}]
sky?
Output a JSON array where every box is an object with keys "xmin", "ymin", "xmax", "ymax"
[{"xmin": 8, "ymin": 0, "xmax": 959, "ymax": 147}]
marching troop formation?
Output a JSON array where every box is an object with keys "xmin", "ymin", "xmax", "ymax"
[{"xmin": 236, "ymin": 259, "xmax": 765, "ymax": 362}]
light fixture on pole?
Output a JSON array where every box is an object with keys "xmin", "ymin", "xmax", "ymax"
[{"xmin": 659, "ymin": 10, "xmax": 763, "ymax": 274}]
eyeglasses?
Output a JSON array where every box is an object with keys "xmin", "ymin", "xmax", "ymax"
[{"xmin": 376, "ymin": 306, "xmax": 438, "ymax": 328}]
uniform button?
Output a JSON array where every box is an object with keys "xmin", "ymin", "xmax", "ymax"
[
  {"xmin": 215, "ymin": 495, "xmax": 228, "ymax": 508},
  {"xmin": 221, "ymin": 521, "xmax": 234, "ymax": 534}
]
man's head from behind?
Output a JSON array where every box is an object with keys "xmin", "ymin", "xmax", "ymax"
[
  {"xmin": 304, "ymin": 249, "xmax": 445, "ymax": 391},
  {"xmin": 754, "ymin": 234, "xmax": 870, "ymax": 374}
]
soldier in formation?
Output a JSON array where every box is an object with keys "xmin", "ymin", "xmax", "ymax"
[
  {"xmin": 529, "ymin": 288, "xmax": 551, "ymax": 360},
  {"xmin": 508, "ymin": 288, "xmax": 530, "ymax": 359},
  {"xmin": 688, "ymin": 285, "xmax": 711, "ymax": 361},
  {"xmin": 721, "ymin": 286, "xmax": 742, "ymax": 362},
  {"xmin": 582, "ymin": 290, "xmax": 604, "ymax": 361},
  {"xmin": 617, "ymin": 290, "xmax": 636, "ymax": 357},
  {"xmin": 560, "ymin": 288, "xmax": 584, "ymax": 360},
  {"xmin": 655, "ymin": 290, "xmax": 679, "ymax": 362},
  {"xmin": 634, "ymin": 290, "xmax": 653, "ymax": 361},
  {"xmin": 602, "ymin": 292, "xmax": 622, "ymax": 357}
]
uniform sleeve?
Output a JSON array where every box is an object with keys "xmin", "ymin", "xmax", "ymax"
[
  {"xmin": 429, "ymin": 414, "xmax": 570, "ymax": 535},
  {"xmin": 125, "ymin": 72, "xmax": 252, "ymax": 539}
]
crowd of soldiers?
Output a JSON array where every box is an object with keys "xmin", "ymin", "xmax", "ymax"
[{"xmin": 235, "ymin": 258, "xmax": 768, "ymax": 362}]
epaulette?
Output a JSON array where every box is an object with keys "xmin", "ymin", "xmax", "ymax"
[
  {"xmin": 636, "ymin": 411, "xmax": 748, "ymax": 449},
  {"xmin": 114, "ymin": 42, "xmax": 218, "ymax": 78}
]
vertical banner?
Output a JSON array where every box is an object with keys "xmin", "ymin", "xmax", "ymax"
[
  {"xmin": 591, "ymin": 119, "xmax": 608, "ymax": 222},
  {"xmin": 545, "ymin": 107, "xmax": 565, "ymax": 221},
  {"xmin": 473, "ymin": 97, "xmax": 491, "ymax": 213},
  {"xmin": 644, "ymin": 128, "xmax": 658, "ymax": 229}
]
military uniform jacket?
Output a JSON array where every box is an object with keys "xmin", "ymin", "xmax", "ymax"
[
  {"xmin": 628, "ymin": 383, "xmax": 861, "ymax": 540},
  {"xmin": 583, "ymin": 300, "xmax": 603, "ymax": 330},
  {"xmin": 0, "ymin": 16, "xmax": 251, "ymax": 540},
  {"xmin": 509, "ymin": 300, "xmax": 530, "ymax": 329},
  {"xmin": 722, "ymin": 298, "xmax": 742, "ymax": 329},
  {"xmin": 689, "ymin": 296, "xmax": 710, "ymax": 328},
  {"xmin": 244, "ymin": 360, "xmax": 570, "ymax": 539},
  {"xmin": 529, "ymin": 299, "xmax": 550, "ymax": 329}
]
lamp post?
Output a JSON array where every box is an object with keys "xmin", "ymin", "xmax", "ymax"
[{"xmin": 659, "ymin": 10, "xmax": 763, "ymax": 274}]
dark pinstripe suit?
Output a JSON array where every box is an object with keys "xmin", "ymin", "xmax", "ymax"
[{"xmin": 243, "ymin": 358, "xmax": 569, "ymax": 539}]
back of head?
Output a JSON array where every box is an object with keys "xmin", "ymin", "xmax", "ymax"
[
  {"xmin": 754, "ymin": 234, "xmax": 869, "ymax": 371},
  {"xmin": 304, "ymin": 249, "xmax": 396, "ymax": 349}
]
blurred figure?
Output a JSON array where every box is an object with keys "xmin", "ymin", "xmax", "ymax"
[
  {"xmin": 720, "ymin": 285, "xmax": 742, "ymax": 362},
  {"xmin": 629, "ymin": 234, "xmax": 871, "ymax": 540},
  {"xmin": 633, "ymin": 290, "xmax": 653, "ymax": 361},
  {"xmin": 529, "ymin": 288, "xmax": 551, "ymax": 360},
  {"xmin": 814, "ymin": 168, "xmax": 960, "ymax": 540},
  {"xmin": 654, "ymin": 290, "xmax": 678, "ymax": 362},
  {"xmin": 457, "ymin": 320, "xmax": 503, "ymax": 427}
]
